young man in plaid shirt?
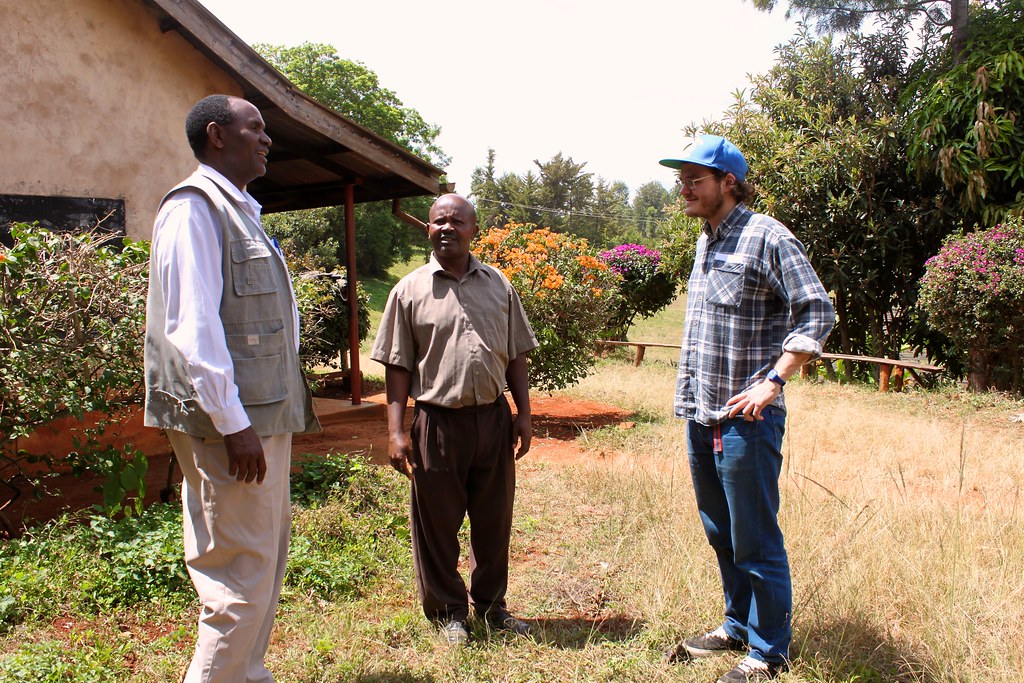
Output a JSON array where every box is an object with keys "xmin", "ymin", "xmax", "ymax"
[{"xmin": 660, "ymin": 135, "xmax": 834, "ymax": 682}]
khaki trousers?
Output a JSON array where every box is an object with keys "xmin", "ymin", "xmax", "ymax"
[{"xmin": 168, "ymin": 430, "xmax": 292, "ymax": 683}]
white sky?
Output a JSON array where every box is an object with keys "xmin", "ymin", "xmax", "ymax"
[{"xmin": 197, "ymin": 0, "xmax": 800, "ymax": 198}]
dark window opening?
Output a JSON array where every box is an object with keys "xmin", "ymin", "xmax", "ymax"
[{"xmin": 0, "ymin": 194, "xmax": 126, "ymax": 248}]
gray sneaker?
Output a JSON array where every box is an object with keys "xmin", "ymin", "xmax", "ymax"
[{"xmin": 437, "ymin": 619, "xmax": 469, "ymax": 646}]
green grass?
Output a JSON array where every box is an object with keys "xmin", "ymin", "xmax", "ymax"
[{"xmin": 7, "ymin": 261, "xmax": 1023, "ymax": 681}]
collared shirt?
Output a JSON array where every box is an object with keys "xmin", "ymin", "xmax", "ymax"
[
  {"xmin": 676, "ymin": 203, "xmax": 834, "ymax": 426},
  {"xmin": 151, "ymin": 164, "xmax": 299, "ymax": 435},
  {"xmin": 371, "ymin": 253, "xmax": 538, "ymax": 409}
]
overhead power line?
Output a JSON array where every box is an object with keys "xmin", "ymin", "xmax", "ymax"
[{"xmin": 473, "ymin": 197, "xmax": 669, "ymax": 229}]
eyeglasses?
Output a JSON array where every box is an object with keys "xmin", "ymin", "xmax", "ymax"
[{"xmin": 678, "ymin": 174, "xmax": 718, "ymax": 191}]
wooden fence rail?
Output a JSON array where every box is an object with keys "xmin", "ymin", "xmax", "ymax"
[{"xmin": 595, "ymin": 341, "xmax": 943, "ymax": 392}]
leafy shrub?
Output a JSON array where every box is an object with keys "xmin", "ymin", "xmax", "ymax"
[
  {"xmin": 919, "ymin": 218, "xmax": 1024, "ymax": 393},
  {"xmin": 0, "ymin": 637, "xmax": 130, "ymax": 683},
  {"xmin": 287, "ymin": 451, "xmax": 409, "ymax": 600},
  {"xmin": 0, "ymin": 223, "xmax": 149, "ymax": 514},
  {"xmin": 472, "ymin": 223, "xmax": 621, "ymax": 391},
  {"xmin": 598, "ymin": 243, "xmax": 677, "ymax": 340},
  {"xmin": 0, "ymin": 504, "xmax": 190, "ymax": 630},
  {"xmin": 292, "ymin": 269, "xmax": 371, "ymax": 371},
  {"xmin": 0, "ymin": 223, "xmax": 370, "ymax": 517}
]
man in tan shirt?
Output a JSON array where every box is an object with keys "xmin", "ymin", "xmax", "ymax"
[{"xmin": 371, "ymin": 193, "xmax": 537, "ymax": 645}]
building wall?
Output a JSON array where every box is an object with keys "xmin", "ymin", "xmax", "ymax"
[{"xmin": 0, "ymin": 0, "xmax": 243, "ymax": 238}]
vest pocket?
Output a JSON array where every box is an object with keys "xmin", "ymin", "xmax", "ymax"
[
  {"xmin": 225, "ymin": 326, "xmax": 288, "ymax": 405},
  {"xmin": 230, "ymin": 238, "xmax": 276, "ymax": 296}
]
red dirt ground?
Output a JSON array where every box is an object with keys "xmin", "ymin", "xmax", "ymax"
[{"xmin": 1, "ymin": 391, "xmax": 633, "ymax": 535}]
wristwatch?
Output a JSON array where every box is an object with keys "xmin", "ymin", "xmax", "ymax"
[{"xmin": 766, "ymin": 369, "xmax": 786, "ymax": 387}]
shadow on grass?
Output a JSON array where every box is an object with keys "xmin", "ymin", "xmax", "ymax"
[
  {"xmin": 531, "ymin": 411, "xmax": 635, "ymax": 442},
  {"xmin": 795, "ymin": 616, "xmax": 938, "ymax": 683},
  {"xmin": 352, "ymin": 673, "xmax": 437, "ymax": 683},
  {"xmin": 529, "ymin": 615, "xmax": 646, "ymax": 649}
]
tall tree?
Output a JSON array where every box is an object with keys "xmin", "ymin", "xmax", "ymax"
[
  {"xmin": 745, "ymin": 0, "xmax": 973, "ymax": 59},
  {"xmin": 534, "ymin": 153, "xmax": 594, "ymax": 235},
  {"xmin": 905, "ymin": 0, "xmax": 1024, "ymax": 225},
  {"xmin": 469, "ymin": 148, "xmax": 503, "ymax": 228},
  {"xmin": 255, "ymin": 43, "xmax": 446, "ymax": 276},
  {"xmin": 631, "ymin": 181, "xmax": 673, "ymax": 239},
  {"xmin": 696, "ymin": 25, "xmax": 952, "ymax": 369}
]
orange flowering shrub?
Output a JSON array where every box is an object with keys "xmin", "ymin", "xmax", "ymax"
[{"xmin": 474, "ymin": 223, "xmax": 621, "ymax": 391}]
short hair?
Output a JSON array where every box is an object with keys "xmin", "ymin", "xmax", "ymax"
[
  {"xmin": 185, "ymin": 94, "xmax": 235, "ymax": 159},
  {"xmin": 712, "ymin": 169, "xmax": 755, "ymax": 204}
]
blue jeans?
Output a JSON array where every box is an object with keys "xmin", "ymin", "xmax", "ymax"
[{"xmin": 687, "ymin": 408, "xmax": 791, "ymax": 665}]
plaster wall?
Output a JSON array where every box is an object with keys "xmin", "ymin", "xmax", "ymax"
[{"xmin": 0, "ymin": 0, "xmax": 242, "ymax": 238}]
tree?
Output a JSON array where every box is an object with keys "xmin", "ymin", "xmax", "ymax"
[
  {"xmin": 905, "ymin": 0, "xmax": 1024, "ymax": 226},
  {"xmin": 631, "ymin": 181, "xmax": 673, "ymax": 239},
  {"xmin": 257, "ymin": 43, "xmax": 446, "ymax": 163},
  {"xmin": 255, "ymin": 43, "xmax": 446, "ymax": 276},
  {"xmin": 534, "ymin": 153, "xmax": 595, "ymax": 237},
  {"xmin": 692, "ymin": 25, "xmax": 952, "ymax": 373},
  {"xmin": 745, "ymin": 0, "xmax": 973, "ymax": 59}
]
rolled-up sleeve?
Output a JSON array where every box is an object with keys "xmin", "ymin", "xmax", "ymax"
[{"xmin": 770, "ymin": 233, "xmax": 834, "ymax": 360}]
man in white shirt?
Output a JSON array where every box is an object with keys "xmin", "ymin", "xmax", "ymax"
[{"xmin": 144, "ymin": 94, "xmax": 319, "ymax": 683}]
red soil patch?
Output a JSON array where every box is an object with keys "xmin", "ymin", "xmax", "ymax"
[{"xmin": 1, "ymin": 391, "xmax": 632, "ymax": 535}]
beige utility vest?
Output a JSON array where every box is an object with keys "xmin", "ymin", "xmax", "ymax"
[{"xmin": 144, "ymin": 175, "xmax": 320, "ymax": 438}]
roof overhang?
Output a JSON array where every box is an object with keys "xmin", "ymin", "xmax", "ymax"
[{"xmin": 140, "ymin": 0, "xmax": 448, "ymax": 213}]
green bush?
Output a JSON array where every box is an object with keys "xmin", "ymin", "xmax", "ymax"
[
  {"xmin": 0, "ymin": 504, "xmax": 190, "ymax": 630},
  {"xmin": 0, "ymin": 223, "xmax": 371, "ymax": 516},
  {"xmin": 0, "ymin": 223, "xmax": 149, "ymax": 515},
  {"xmin": 287, "ymin": 451, "xmax": 409, "ymax": 600},
  {"xmin": 0, "ymin": 451, "xmax": 409, "ymax": 629},
  {"xmin": 598, "ymin": 243, "xmax": 677, "ymax": 340},
  {"xmin": 0, "ymin": 637, "xmax": 130, "ymax": 683},
  {"xmin": 919, "ymin": 218, "xmax": 1024, "ymax": 393},
  {"xmin": 472, "ymin": 223, "xmax": 621, "ymax": 391},
  {"xmin": 292, "ymin": 270, "xmax": 371, "ymax": 371}
]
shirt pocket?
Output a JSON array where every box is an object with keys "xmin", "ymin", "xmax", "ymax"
[
  {"xmin": 706, "ymin": 261, "xmax": 746, "ymax": 309},
  {"xmin": 230, "ymin": 238, "xmax": 276, "ymax": 296},
  {"xmin": 225, "ymin": 324, "xmax": 287, "ymax": 405}
]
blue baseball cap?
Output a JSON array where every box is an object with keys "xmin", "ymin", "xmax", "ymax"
[{"xmin": 659, "ymin": 135, "xmax": 748, "ymax": 181}]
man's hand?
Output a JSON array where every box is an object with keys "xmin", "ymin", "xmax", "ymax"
[
  {"xmin": 388, "ymin": 432, "xmax": 415, "ymax": 479},
  {"xmin": 511, "ymin": 414, "xmax": 532, "ymax": 460},
  {"xmin": 224, "ymin": 426, "xmax": 266, "ymax": 484},
  {"xmin": 725, "ymin": 380, "xmax": 781, "ymax": 421}
]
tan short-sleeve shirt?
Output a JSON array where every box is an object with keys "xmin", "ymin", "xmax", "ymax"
[{"xmin": 371, "ymin": 254, "xmax": 538, "ymax": 408}]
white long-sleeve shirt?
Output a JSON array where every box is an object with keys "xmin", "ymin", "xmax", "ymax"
[{"xmin": 151, "ymin": 164, "xmax": 299, "ymax": 436}]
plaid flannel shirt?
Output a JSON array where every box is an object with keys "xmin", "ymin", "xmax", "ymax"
[{"xmin": 675, "ymin": 204, "xmax": 834, "ymax": 426}]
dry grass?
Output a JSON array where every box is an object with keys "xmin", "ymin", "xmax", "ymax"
[
  {"xmin": 302, "ymin": 282, "xmax": 1024, "ymax": 681},
  {"xmin": 557, "ymin": 361, "xmax": 1024, "ymax": 683},
  {"xmin": 229, "ymin": 357, "xmax": 1023, "ymax": 682}
]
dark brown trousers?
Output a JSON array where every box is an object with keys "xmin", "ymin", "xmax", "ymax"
[{"xmin": 409, "ymin": 396, "xmax": 516, "ymax": 623}]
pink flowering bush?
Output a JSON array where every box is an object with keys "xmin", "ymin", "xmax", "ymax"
[
  {"xmin": 919, "ymin": 218, "xmax": 1024, "ymax": 392},
  {"xmin": 598, "ymin": 243, "xmax": 678, "ymax": 340}
]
